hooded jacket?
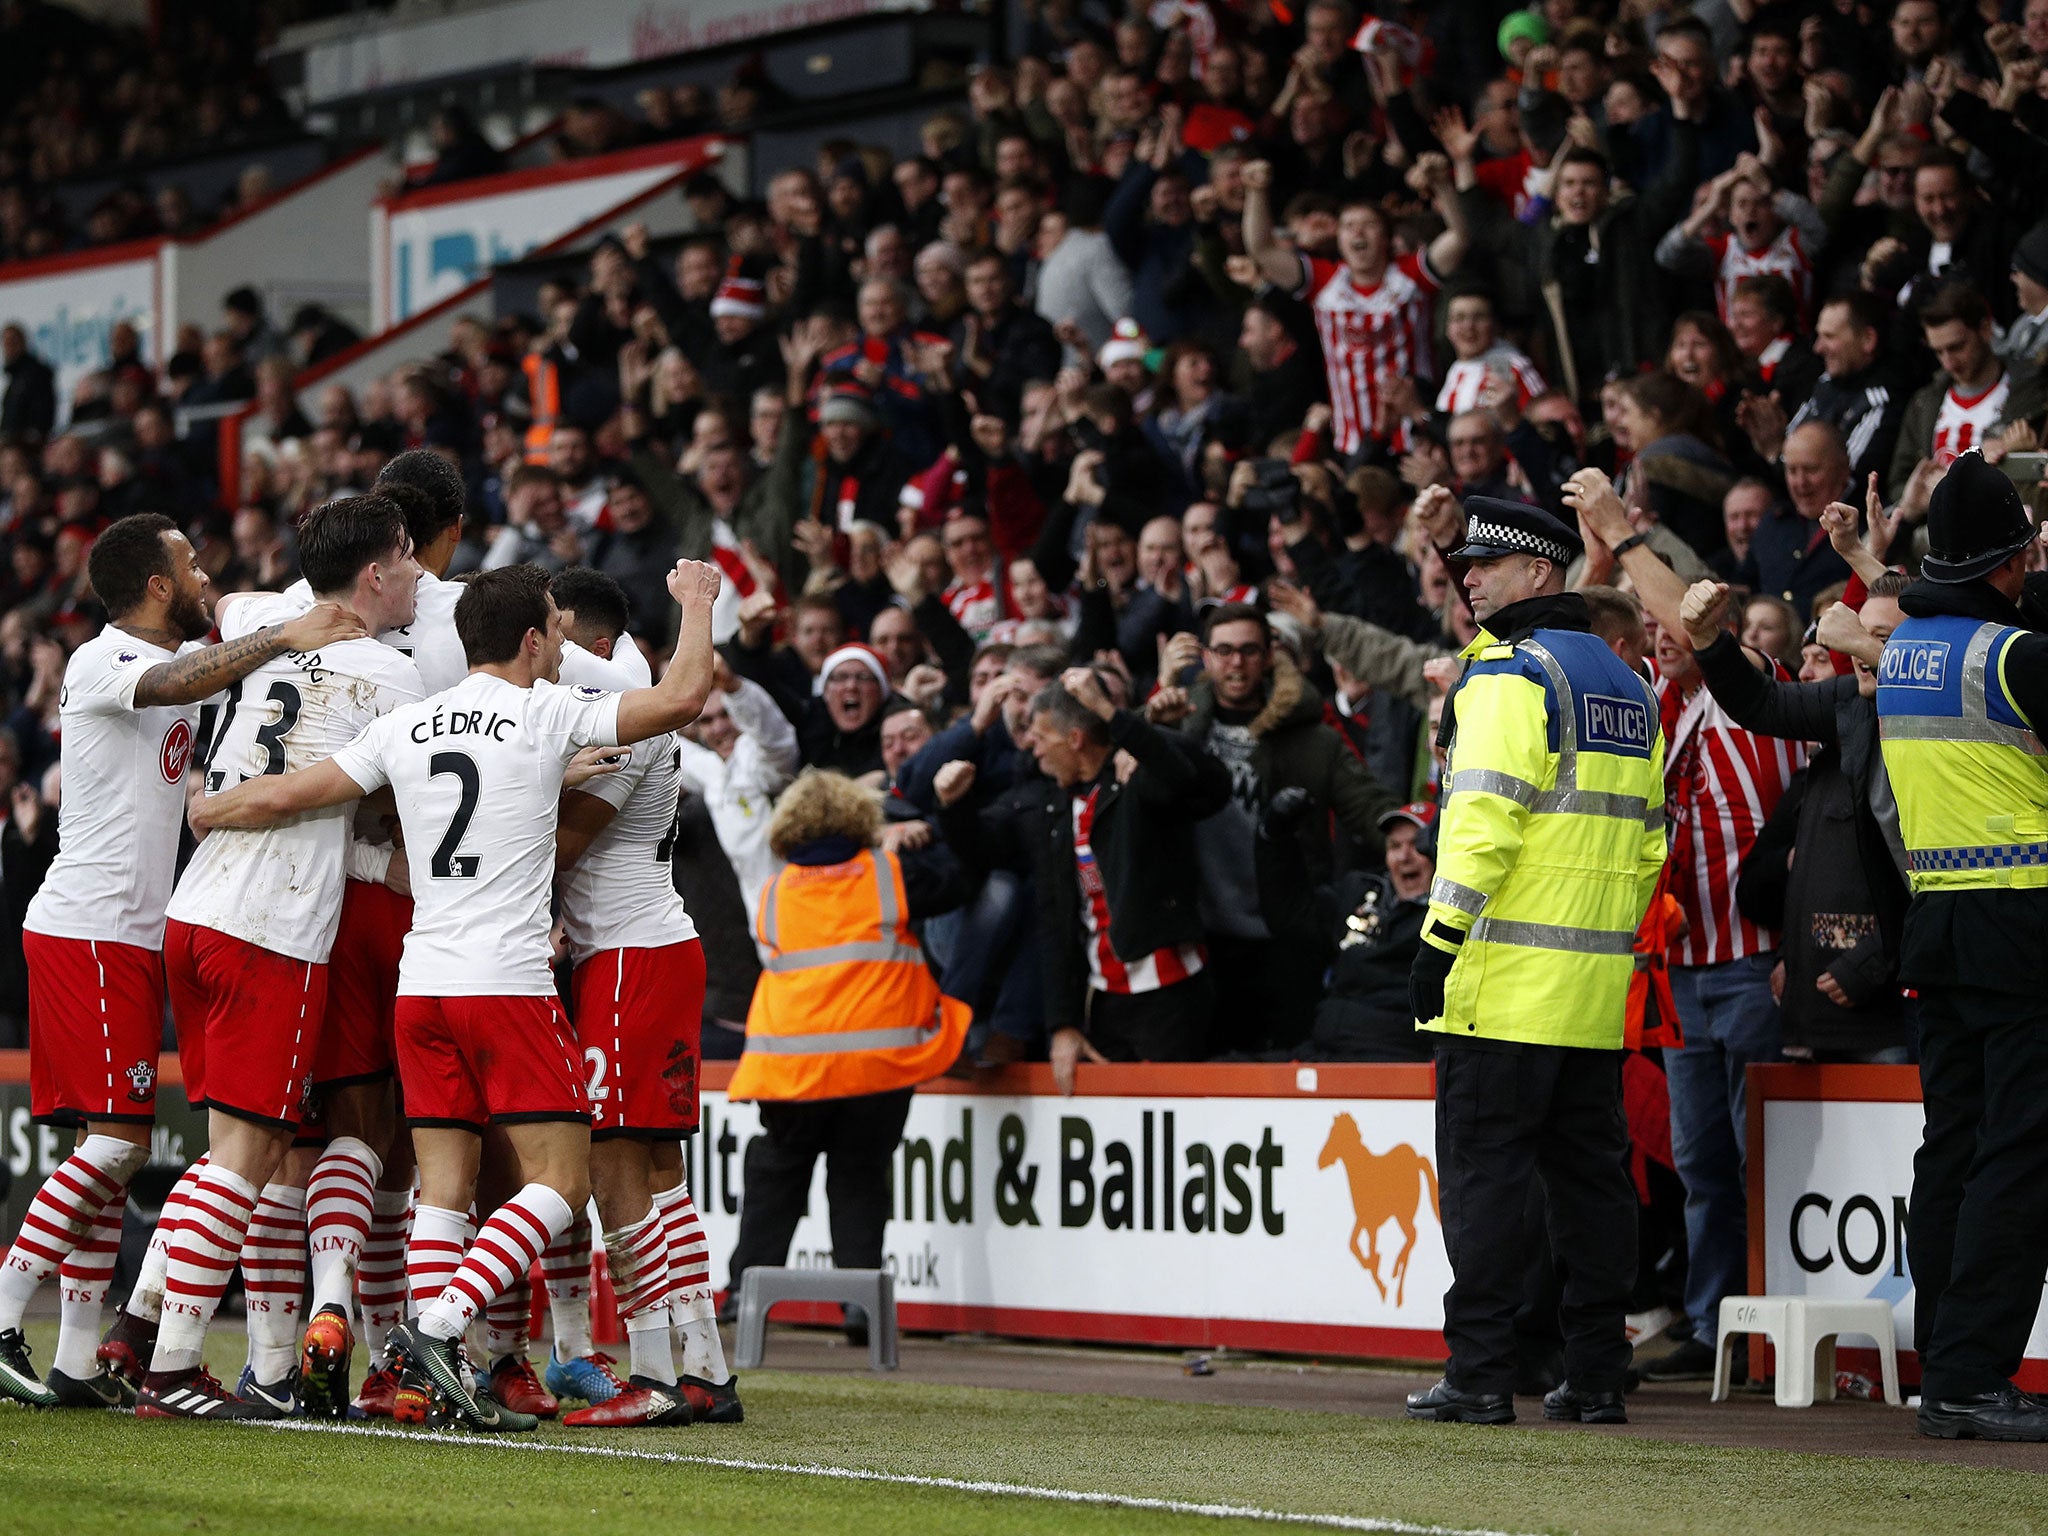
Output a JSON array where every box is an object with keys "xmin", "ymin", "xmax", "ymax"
[{"xmin": 1180, "ymin": 649, "xmax": 1401, "ymax": 877}]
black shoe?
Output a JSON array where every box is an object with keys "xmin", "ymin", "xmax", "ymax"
[
  {"xmin": 679, "ymin": 1373, "xmax": 744, "ymax": 1424},
  {"xmin": 0, "ymin": 1328, "xmax": 57, "ymax": 1409},
  {"xmin": 47, "ymin": 1366, "xmax": 136, "ymax": 1410},
  {"xmin": 1404, "ymin": 1377, "xmax": 1515, "ymax": 1424},
  {"xmin": 1543, "ymin": 1381, "xmax": 1628, "ymax": 1424},
  {"xmin": 388, "ymin": 1322, "xmax": 491, "ymax": 1431},
  {"xmin": 1640, "ymin": 1337, "xmax": 1720, "ymax": 1382},
  {"xmin": 1918, "ymin": 1386, "xmax": 2048, "ymax": 1441}
]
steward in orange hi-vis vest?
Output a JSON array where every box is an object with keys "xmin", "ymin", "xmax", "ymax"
[{"xmin": 728, "ymin": 847, "xmax": 970, "ymax": 1101}]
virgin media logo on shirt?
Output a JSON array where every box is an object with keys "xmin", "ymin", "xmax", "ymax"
[{"xmin": 159, "ymin": 719, "xmax": 193, "ymax": 784}]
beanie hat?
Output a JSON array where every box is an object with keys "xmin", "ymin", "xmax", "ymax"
[
  {"xmin": 710, "ymin": 260, "xmax": 766, "ymax": 321},
  {"xmin": 815, "ymin": 642, "xmax": 892, "ymax": 695},
  {"xmin": 1099, "ymin": 317, "xmax": 1150, "ymax": 371},
  {"xmin": 1497, "ymin": 9, "xmax": 1550, "ymax": 61}
]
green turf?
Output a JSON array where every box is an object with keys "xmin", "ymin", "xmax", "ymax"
[{"xmin": 2, "ymin": 1325, "xmax": 2043, "ymax": 1536}]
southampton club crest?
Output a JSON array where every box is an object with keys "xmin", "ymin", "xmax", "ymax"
[{"xmin": 124, "ymin": 1060, "xmax": 156, "ymax": 1103}]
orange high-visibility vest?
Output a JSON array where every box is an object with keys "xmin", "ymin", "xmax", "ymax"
[
  {"xmin": 728, "ymin": 849, "xmax": 970, "ymax": 1102},
  {"xmin": 522, "ymin": 352, "xmax": 560, "ymax": 464},
  {"xmin": 1624, "ymin": 876, "xmax": 1685, "ymax": 1052}
]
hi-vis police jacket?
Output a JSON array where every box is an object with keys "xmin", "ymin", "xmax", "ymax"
[
  {"xmin": 1422, "ymin": 604, "xmax": 1669, "ymax": 1048},
  {"xmin": 1876, "ymin": 612, "xmax": 2048, "ymax": 892}
]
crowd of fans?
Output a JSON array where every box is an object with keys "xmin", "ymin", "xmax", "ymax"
[
  {"xmin": 6, "ymin": 0, "xmax": 2048, "ymax": 1375},
  {"xmin": 0, "ymin": 1, "xmax": 299, "ymax": 257}
]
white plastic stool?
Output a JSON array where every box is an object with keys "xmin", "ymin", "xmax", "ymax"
[{"xmin": 1711, "ymin": 1296, "xmax": 1902, "ymax": 1407}]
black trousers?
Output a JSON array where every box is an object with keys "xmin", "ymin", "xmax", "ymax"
[
  {"xmin": 1087, "ymin": 969, "xmax": 1216, "ymax": 1061},
  {"xmin": 1908, "ymin": 986, "xmax": 2048, "ymax": 1398},
  {"xmin": 725, "ymin": 1087, "xmax": 914, "ymax": 1291},
  {"xmin": 1435, "ymin": 1037, "xmax": 1637, "ymax": 1395}
]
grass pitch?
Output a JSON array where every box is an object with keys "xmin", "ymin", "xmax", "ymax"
[{"xmin": 2, "ymin": 1326, "xmax": 2043, "ymax": 1536}]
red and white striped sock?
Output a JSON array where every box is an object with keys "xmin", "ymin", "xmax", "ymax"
[
  {"xmin": 0, "ymin": 1134, "xmax": 145, "ymax": 1333},
  {"xmin": 541, "ymin": 1207, "xmax": 594, "ymax": 1361},
  {"xmin": 305, "ymin": 1137, "xmax": 381, "ymax": 1315},
  {"xmin": 653, "ymin": 1177, "xmax": 726, "ymax": 1383},
  {"xmin": 50, "ymin": 1203, "xmax": 125, "ymax": 1379},
  {"xmin": 420, "ymin": 1185, "xmax": 573, "ymax": 1343},
  {"xmin": 356, "ymin": 1185, "xmax": 413, "ymax": 1358},
  {"xmin": 241, "ymin": 1183, "xmax": 309, "ymax": 1384},
  {"xmin": 151, "ymin": 1163, "xmax": 259, "ymax": 1376},
  {"xmin": 125, "ymin": 1155, "xmax": 207, "ymax": 1325},
  {"xmin": 405, "ymin": 1204, "xmax": 472, "ymax": 1320},
  {"xmin": 606, "ymin": 1210, "xmax": 676, "ymax": 1386},
  {"xmin": 482, "ymin": 1270, "xmax": 532, "ymax": 1365}
]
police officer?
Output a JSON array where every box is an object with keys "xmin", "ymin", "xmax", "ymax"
[
  {"xmin": 1872, "ymin": 450, "xmax": 2048, "ymax": 1440},
  {"xmin": 1406, "ymin": 496, "xmax": 1668, "ymax": 1426}
]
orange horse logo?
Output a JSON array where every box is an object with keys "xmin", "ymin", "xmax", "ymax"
[{"xmin": 1317, "ymin": 1113, "xmax": 1440, "ymax": 1307}]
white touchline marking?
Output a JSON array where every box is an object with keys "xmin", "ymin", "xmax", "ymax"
[{"xmin": 246, "ymin": 1418, "xmax": 1539, "ymax": 1536}]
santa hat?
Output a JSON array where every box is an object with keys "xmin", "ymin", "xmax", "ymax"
[
  {"xmin": 711, "ymin": 260, "xmax": 766, "ymax": 321},
  {"xmin": 814, "ymin": 642, "xmax": 892, "ymax": 695},
  {"xmin": 1098, "ymin": 317, "xmax": 1150, "ymax": 371}
]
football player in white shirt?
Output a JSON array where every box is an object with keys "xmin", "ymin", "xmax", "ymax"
[
  {"xmin": 551, "ymin": 569, "xmax": 739, "ymax": 1425},
  {"xmin": 192, "ymin": 559, "xmax": 721, "ymax": 1433},
  {"xmin": 248, "ymin": 459, "xmax": 471, "ymax": 1418},
  {"xmin": 0, "ymin": 514, "xmax": 363, "ymax": 1412},
  {"xmin": 127, "ymin": 496, "xmax": 426, "ymax": 1420}
]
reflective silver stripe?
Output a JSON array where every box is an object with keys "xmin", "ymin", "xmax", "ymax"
[
  {"xmin": 1530, "ymin": 788, "xmax": 1650, "ymax": 820},
  {"xmin": 740, "ymin": 1022, "xmax": 937, "ymax": 1055},
  {"xmin": 1520, "ymin": 640, "xmax": 1580, "ymax": 790},
  {"xmin": 1430, "ymin": 877, "xmax": 1488, "ymax": 915},
  {"xmin": 1644, "ymin": 806, "xmax": 1666, "ymax": 833},
  {"xmin": 1449, "ymin": 768, "xmax": 1536, "ymax": 804},
  {"xmin": 1470, "ymin": 916, "xmax": 1636, "ymax": 956},
  {"xmin": 1960, "ymin": 623, "xmax": 2044, "ymax": 753},
  {"xmin": 871, "ymin": 850, "xmax": 900, "ymax": 929},
  {"xmin": 1882, "ymin": 711, "xmax": 2047, "ymax": 754},
  {"xmin": 1880, "ymin": 622, "xmax": 2045, "ymax": 751},
  {"xmin": 762, "ymin": 871, "xmax": 781, "ymax": 951},
  {"xmin": 762, "ymin": 940, "xmax": 927, "ymax": 972}
]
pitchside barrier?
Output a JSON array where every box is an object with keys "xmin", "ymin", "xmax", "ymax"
[
  {"xmin": 1, "ymin": 1052, "xmax": 1991, "ymax": 1375},
  {"xmin": 1746, "ymin": 1062, "xmax": 1982, "ymax": 1392}
]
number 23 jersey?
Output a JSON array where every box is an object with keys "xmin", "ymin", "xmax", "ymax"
[
  {"xmin": 167, "ymin": 593, "xmax": 425, "ymax": 962},
  {"xmin": 328, "ymin": 670, "xmax": 622, "ymax": 997}
]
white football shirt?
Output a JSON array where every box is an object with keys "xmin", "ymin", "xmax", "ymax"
[
  {"xmin": 282, "ymin": 569, "xmax": 468, "ymax": 695},
  {"xmin": 556, "ymin": 641, "xmax": 694, "ymax": 961},
  {"xmin": 24, "ymin": 627, "xmax": 203, "ymax": 950},
  {"xmin": 328, "ymin": 670, "xmax": 622, "ymax": 995},
  {"xmin": 166, "ymin": 593, "xmax": 425, "ymax": 963}
]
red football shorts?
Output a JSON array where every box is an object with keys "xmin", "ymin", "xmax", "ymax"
[
  {"xmin": 313, "ymin": 879, "xmax": 412, "ymax": 1089},
  {"xmin": 571, "ymin": 939, "xmax": 706, "ymax": 1139},
  {"xmin": 394, "ymin": 994, "xmax": 589, "ymax": 1130},
  {"xmin": 163, "ymin": 919, "xmax": 329, "ymax": 1130},
  {"xmin": 24, "ymin": 931, "xmax": 167, "ymax": 1126}
]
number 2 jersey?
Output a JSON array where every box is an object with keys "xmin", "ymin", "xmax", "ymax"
[
  {"xmin": 165, "ymin": 593, "xmax": 425, "ymax": 963},
  {"xmin": 327, "ymin": 671, "xmax": 623, "ymax": 996}
]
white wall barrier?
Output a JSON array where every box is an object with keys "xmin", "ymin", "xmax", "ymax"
[
  {"xmin": 0, "ymin": 243, "xmax": 159, "ymax": 429},
  {"xmin": 372, "ymin": 137, "xmax": 732, "ymax": 328},
  {"xmin": 161, "ymin": 146, "xmax": 384, "ymax": 343},
  {"xmin": 1751, "ymin": 1063, "xmax": 2048, "ymax": 1387},
  {"xmin": 691, "ymin": 1062, "xmax": 1450, "ymax": 1359},
  {"xmin": 0, "ymin": 148, "xmax": 385, "ymax": 429}
]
